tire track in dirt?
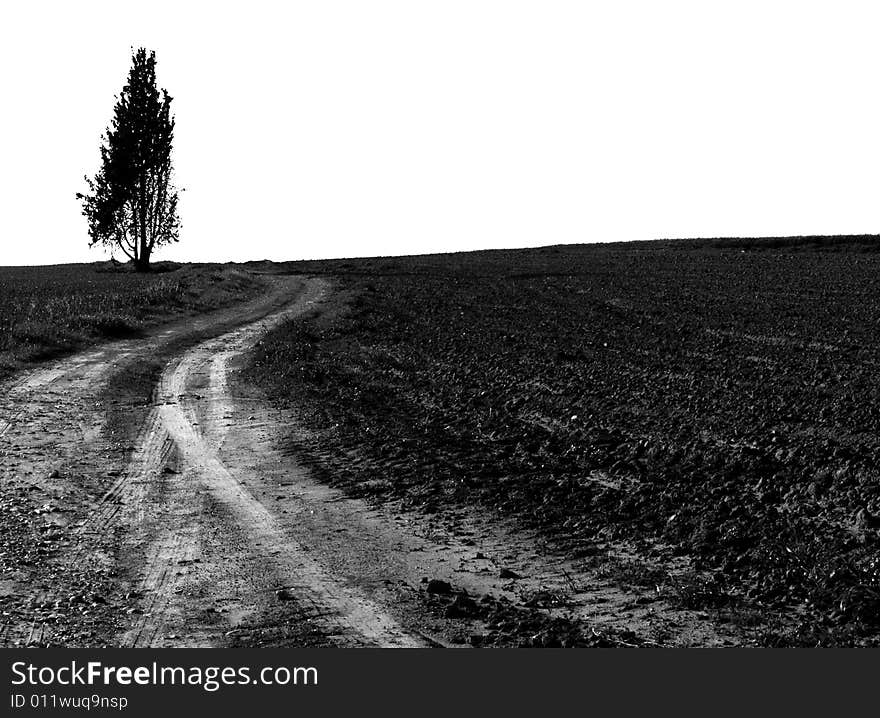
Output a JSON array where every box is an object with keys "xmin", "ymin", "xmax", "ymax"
[
  {"xmin": 117, "ymin": 278, "xmax": 423, "ymax": 647},
  {"xmin": 0, "ymin": 274, "xmax": 334, "ymax": 647},
  {"xmin": 74, "ymin": 421, "xmax": 175, "ymax": 542}
]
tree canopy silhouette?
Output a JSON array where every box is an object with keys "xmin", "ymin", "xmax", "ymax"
[{"xmin": 78, "ymin": 48, "xmax": 180, "ymax": 271}]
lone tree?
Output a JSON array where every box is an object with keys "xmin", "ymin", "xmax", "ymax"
[{"xmin": 78, "ymin": 48, "xmax": 180, "ymax": 271}]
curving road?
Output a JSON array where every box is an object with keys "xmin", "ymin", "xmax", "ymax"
[{"xmin": 0, "ymin": 274, "xmax": 734, "ymax": 648}]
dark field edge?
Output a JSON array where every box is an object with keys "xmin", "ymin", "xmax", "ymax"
[
  {"xmin": 244, "ymin": 234, "xmax": 880, "ymax": 278},
  {"xmin": 0, "ymin": 263, "xmax": 267, "ymax": 384},
  {"xmin": 663, "ymin": 234, "xmax": 880, "ymax": 252},
  {"xmin": 241, "ymin": 246, "xmax": 880, "ymax": 647}
]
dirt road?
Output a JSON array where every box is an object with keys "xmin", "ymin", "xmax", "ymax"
[{"xmin": 0, "ymin": 275, "xmax": 734, "ymax": 647}]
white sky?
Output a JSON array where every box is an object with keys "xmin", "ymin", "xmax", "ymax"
[{"xmin": 2, "ymin": 1, "xmax": 880, "ymax": 265}]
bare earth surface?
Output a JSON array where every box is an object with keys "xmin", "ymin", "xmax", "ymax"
[{"xmin": 0, "ymin": 275, "xmax": 737, "ymax": 647}]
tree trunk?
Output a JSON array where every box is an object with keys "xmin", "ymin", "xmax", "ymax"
[
  {"xmin": 139, "ymin": 177, "xmax": 149, "ymax": 270},
  {"xmin": 134, "ymin": 249, "xmax": 151, "ymax": 272}
]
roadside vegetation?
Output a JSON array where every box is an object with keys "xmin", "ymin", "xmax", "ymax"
[
  {"xmin": 0, "ymin": 262, "xmax": 264, "ymax": 381},
  {"xmin": 244, "ymin": 239, "xmax": 880, "ymax": 646}
]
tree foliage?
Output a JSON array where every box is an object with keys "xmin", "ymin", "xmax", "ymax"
[{"xmin": 78, "ymin": 48, "xmax": 180, "ymax": 270}]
